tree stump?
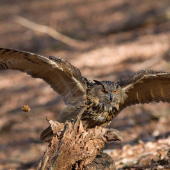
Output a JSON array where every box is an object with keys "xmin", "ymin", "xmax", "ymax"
[{"xmin": 37, "ymin": 109, "xmax": 122, "ymax": 170}]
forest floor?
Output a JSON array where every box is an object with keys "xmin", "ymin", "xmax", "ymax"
[{"xmin": 0, "ymin": 0, "xmax": 170, "ymax": 169}]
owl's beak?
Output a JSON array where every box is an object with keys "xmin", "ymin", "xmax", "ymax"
[{"xmin": 110, "ymin": 94, "xmax": 113, "ymax": 101}]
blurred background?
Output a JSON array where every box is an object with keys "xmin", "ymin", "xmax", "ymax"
[{"xmin": 0, "ymin": 0, "xmax": 170, "ymax": 169}]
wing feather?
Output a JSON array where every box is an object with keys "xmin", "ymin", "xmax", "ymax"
[
  {"xmin": 0, "ymin": 48, "xmax": 86, "ymax": 105},
  {"xmin": 117, "ymin": 70, "xmax": 170, "ymax": 111}
]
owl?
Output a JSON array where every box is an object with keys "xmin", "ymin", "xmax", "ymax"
[{"xmin": 0, "ymin": 48, "xmax": 170, "ymax": 141}]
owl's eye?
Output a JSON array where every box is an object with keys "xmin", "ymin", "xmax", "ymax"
[
  {"xmin": 114, "ymin": 90, "xmax": 117, "ymax": 94},
  {"xmin": 102, "ymin": 89, "xmax": 108, "ymax": 94}
]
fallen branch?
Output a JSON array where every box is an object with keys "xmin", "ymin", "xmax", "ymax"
[
  {"xmin": 37, "ymin": 108, "xmax": 122, "ymax": 170},
  {"xmin": 13, "ymin": 16, "xmax": 89, "ymax": 49}
]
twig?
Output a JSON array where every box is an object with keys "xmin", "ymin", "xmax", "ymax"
[{"xmin": 13, "ymin": 15, "xmax": 89, "ymax": 49}]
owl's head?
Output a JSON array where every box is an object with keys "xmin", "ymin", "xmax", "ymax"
[{"xmin": 89, "ymin": 80, "xmax": 126, "ymax": 112}]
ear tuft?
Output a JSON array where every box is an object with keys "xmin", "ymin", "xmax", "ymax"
[
  {"xmin": 93, "ymin": 80, "xmax": 103, "ymax": 85},
  {"xmin": 116, "ymin": 84, "xmax": 119, "ymax": 88}
]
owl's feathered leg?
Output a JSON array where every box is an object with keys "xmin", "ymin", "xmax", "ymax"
[{"xmin": 58, "ymin": 105, "xmax": 79, "ymax": 123}]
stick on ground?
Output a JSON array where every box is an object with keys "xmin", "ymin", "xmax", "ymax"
[{"xmin": 13, "ymin": 16, "xmax": 89, "ymax": 49}]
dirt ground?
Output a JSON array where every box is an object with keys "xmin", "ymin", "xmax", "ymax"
[{"xmin": 0, "ymin": 0, "xmax": 170, "ymax": 169}]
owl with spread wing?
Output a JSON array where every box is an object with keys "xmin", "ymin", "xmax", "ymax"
[{"xmin": 0, "ymin": 48, "xmax": 170, "ymax": 141}]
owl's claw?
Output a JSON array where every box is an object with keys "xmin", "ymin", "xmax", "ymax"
[
  {"xmin": 46, "ymin": 116, "xmax": 52, "ymax": 122},
  {"xmin": 79, "ymin": 120, "xmax": 85, "ymax": 133}
]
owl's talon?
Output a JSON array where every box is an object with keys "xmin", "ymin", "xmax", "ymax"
[
  {"xmin": 46, "ymin": 116, "xmax": 51, "ymax": 122},
  {"xmin": 79, "ymin": 120, "xmax": 85, "ymax": 133}
]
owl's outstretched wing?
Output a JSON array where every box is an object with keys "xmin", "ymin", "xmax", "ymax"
[
  {"xmin": 0, "ymin": 48, "xmax": 86, "ymax": 105},
  {"xmin": 117, "ymin": 70, "xmax": 170, "ymax": 111}
]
